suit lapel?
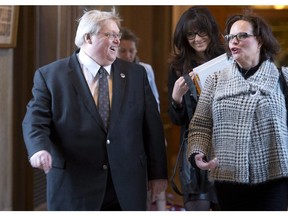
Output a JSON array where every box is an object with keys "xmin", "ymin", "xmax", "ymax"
[
  {"xmin": 109, "ymin": 59, "xmax": 127, "ymax": 132},
  {"xmin": 67, "ymin": 51, "xmax": 106, "ymax": 131}
]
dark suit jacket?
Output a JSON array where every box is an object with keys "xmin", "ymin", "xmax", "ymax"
[{"xmin": 22, "ymin": 50, "xmax": 167, "ymax": 210}]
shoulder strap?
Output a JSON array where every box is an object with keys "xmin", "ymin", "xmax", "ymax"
[
  {"xmin": 170, "ymin": 128, "xmax": 192, "ymax": 196},
  {"xmin": 183, "ymin": 74, "xmax": 198, "ymax": 120},
  {"xmin": 183, "ymin": 74, "xmax": 197, "ymax": 101},
  {"xmin": 170, "ymin": 75, "xmax": 198, "ymax": 196},
  {"xmin": 169, "ymin": 135, "xmax": 185, "ymax": 196}
]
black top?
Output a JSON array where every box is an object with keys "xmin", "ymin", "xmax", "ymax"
[{"xmin": 237, "ymin": 61, "xmax": 262, "ymax": 79}]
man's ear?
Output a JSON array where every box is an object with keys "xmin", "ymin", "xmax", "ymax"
[{"xmin": 85, "ymin": 34, "xmax": 92, "ymax": 44}]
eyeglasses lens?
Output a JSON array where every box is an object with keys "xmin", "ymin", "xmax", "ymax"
[
  {"xmin": 225, "ymin": 32, "xmax": 252, "ymax": 42},
  {"xmin": 187, "ymin": 31, "xmax": 207, "ymax": 40}
]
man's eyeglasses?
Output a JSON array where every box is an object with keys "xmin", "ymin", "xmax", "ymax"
[
  {"xmin": 186, "ymin": 31, "xmax": 208, "ymax": 40},
  {"xmin": 99, "ymin": 32, "xmax": 122, "ymax": 40},
  {"xmin": 224, "ymin": 32, "xmax": 254, "ymax": 43}
]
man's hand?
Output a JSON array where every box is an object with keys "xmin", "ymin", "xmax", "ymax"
[
  {"xmin": 148, "ymin": 179, "xmax": 168, "ymax": 202},
  {"xmin": 29, "ymin": 150, "xmax": 52, "ymax": 174}
]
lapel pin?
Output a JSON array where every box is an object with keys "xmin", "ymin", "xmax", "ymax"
[{"xmin": 120, "ymin": 73, "xmax": 125, "ymax": 78}]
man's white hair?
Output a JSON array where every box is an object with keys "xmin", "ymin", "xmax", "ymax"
[{"xmin": 74, "ymin": 7, "xmax": 122, "ymax": 48}]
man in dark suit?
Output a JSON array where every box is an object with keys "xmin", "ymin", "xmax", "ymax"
[{"xmin": 22, "ymin": 8, "xmax": 168, "ymax": 211}]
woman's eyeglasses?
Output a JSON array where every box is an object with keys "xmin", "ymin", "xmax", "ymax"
[
  {"xmin": 186, "ymin": 31, "xmax": 208, "ymax": 40},
  {"xmin": 224, "ymin": 32, "xmax": 254, "ymax": 43}
]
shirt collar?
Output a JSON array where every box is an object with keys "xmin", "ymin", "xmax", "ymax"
[{"xmin": 78, "ymin": 49, "xmax": 112, "ymax": 77}]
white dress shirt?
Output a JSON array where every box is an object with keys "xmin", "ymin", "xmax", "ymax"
[{"xmin": 77, "ymin": 49, "xmax": 112, "ymax": 106}]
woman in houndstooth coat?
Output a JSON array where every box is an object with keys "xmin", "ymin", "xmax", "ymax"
[{"xmin": 187, "ymin": 12, "xmax": 288, "ymax": 211}]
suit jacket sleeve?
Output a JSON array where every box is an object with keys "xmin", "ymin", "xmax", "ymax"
[{"xmin": 22, "ymin": 68, "xmax": 53, "ymax": 158}]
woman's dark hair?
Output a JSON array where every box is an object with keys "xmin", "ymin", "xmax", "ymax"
[
  {"xmin": 225, "ymin": 11, "xmax": 280, "ymax": 62},
  {"xmin": 169, "ymin": 6, "xmax": 225, "ymax": 75}
]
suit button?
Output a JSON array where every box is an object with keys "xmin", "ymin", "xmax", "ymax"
[
  {"xmin": 106, "ymin": 139, "xmax": 110, "ymax": 145},
  {"xmin": 103, "ymin": 165, "xmax": 108, "ymax": 170}
]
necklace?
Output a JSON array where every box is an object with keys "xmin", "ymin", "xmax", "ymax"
[
  {"xmin": 238, "ymin": 62, "xmax": 261, "ymax": 79},
  {"xmin": 243, "ymin": 68, "xmax": 251, "ymax": 78}
]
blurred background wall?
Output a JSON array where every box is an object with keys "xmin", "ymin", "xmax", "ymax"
[{"xmin": 0, "ymin": 5, "xmax": 287, "ymax": 210}]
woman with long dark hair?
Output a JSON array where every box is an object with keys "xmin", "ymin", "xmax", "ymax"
[{"xmin": 168, "ymin": 6, "xmax": 225, "ymax": 210}]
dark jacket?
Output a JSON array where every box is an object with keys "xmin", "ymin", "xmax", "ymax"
[
  {"xmin": 22, "ymin": 50, "xmax": 167, "ymax": 210},
  {"xmin": 168, "ymin": 65, "xmax": 216, "ymax": 204}
]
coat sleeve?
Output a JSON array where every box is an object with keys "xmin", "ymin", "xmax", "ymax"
[
  {"xmin": 187, "ymin": 73, "xmax": 217, "ymax": 161},
  {"xmin": 167, "ymin": 66, "xmax": 187, "ymax": 125},
  {"xmin": 22, "ymin": 68, "xmax": 53, "ymax": 159}
]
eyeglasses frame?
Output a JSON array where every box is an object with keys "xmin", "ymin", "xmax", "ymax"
[
  {"xmin": 224, "ymin": 32, "xmax": 254, "ymax": 43},
  {"xmin": 98, "ymin": 32, "xmax": 122, "ymax": 40},
  {"xmin": 186, "ymin": 31, "xmax": 208, "ymax": 40}
]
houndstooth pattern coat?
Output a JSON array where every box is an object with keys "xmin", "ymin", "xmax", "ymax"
[{"xmin": 187, "ymin": 60, "xmax": 288, "ymax": 184}]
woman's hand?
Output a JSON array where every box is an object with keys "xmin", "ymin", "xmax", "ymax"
[
  {"xmin": 172, "ymin": 71, "xmax": 195, "ymax": 103},
  {"xmin": 195, "ymin": 153, "xmax": 218, "ymax": 171},
  {"xmin": 188, "ymin": 71, "xmax": 195, "ymax": 80}
]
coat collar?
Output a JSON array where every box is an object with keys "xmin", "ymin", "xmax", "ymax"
[
  {"xmin": 108, "ymin": 59, "xmax": 127, "ymax": 133},
  {"xmin": 68, "ymin": 50, "xmax": 103, "ymax": 128},
  {"xmin": 215, "ymin": 60, "xmax": 279, "ymax": 100}
]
